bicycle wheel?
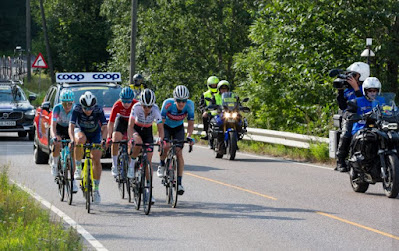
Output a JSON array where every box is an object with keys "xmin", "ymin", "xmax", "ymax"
[
  {"xmin": 133, "ymin": 161, "xmax": 141, "ymax": 210},
  {"xmin": 85, "ymin": 160, "xmax": 91, "ymax": 213},
  {"xmin": 143, "ymin": 160, "xmax": 152, "ymax": 215},
  {"xmin": 165, "ymin": 158, "xmax": 172, "ymax": 204},
  {"xmin": 172, "ymin": 156, "xmax": 179, "ymax": 208},
  {"xmin": 66, "ymin": 155, "xmax": 73, "ymax": 205},
  {"xmin": 57, "ymin": 161, "xmax": 65, "ymax": 201},
  {"xmin": 117, "ymin": 155, "xmax": 125, "ymax": 199}
]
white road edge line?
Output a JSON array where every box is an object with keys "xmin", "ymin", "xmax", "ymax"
[
  {"xmin": 196, "ymin": 145, "xmax": 333, "ymax": 170},
  {"xmin": 11, "ymin": 180, "xmax": 108, "ymax": 251}
]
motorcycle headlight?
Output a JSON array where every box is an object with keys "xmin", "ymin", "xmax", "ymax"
[
  {"xmin": 25, "ymin": 109, "xmax": 35, "ymax": 116},
  {"xmin": 225, "ymin": 112, "xmax": 231, "ymax": 118},
  {"xmin": 232, "ymin": 112, "xmax": 238, "ymax": 119}
]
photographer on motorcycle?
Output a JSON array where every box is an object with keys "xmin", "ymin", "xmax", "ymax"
[
  {"xmin": 335, "ymin": 62, "xmax": 370, "ymax": 172},
  {"xmin": 199, "ymin": 76, "xmax": 219, "ymax": 140}
]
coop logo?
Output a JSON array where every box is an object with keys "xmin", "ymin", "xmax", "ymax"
[
  {"xmin": 56, "ymin": 73, "xmax": 85, "ymax": 82},
  {"xmin": 56, "ymin": 72, "xmax": 122, "ymax": 83},
  {"xmin": 93, "ymin": 73, "xmax": 120, "ymax": 81}
]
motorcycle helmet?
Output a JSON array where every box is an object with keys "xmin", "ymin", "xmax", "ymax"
[
  {"xmin": 60, "ymin": 89, "xmax": 74, "ymax": 102},
  {"xmin": 173, "ymin": 85, "xmax": 190, "ymax": 99},
  {"xmin": 207, "ymin": 76, "xmax": 219, "ymax": 93},
  {"xmin": 119, "ymin": 87, "xmax": 135, "ymax": 102},
  {"xmin": 347, "ymin": 62, "xmax": 370, "ymax": 82},
  {"xmin": 363, "ymin": 77, "xmax": 381, "ymax": 101},
  {"xmin": 133, "ymin": 73, "xmax": 144, "ymax": 87},
  {"xmin": 217, "ymin": 80, "xmax": 230, "ymax": 92},
  {"xmin": 80, "ymin": 91, "xmax": 97, "ymax": 109},
  {"xmin": 140, "ymin": 88, "xmax": 156, "ymax": 106}
]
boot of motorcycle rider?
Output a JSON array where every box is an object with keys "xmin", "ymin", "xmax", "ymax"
[{"xmin": 200, "ymin": 76, "xmax": 219, "ymax": 140}]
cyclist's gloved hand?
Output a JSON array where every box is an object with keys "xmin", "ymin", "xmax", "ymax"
[
  {"xmin": 106, "ymin": 137, "xmax": 112, "ymax": 146},
  {"xmin": 187, "ymin": 137, "xmax": 195, "ymax": 145},
  {"xmin": 101, "ymin": 139, "xmax": 106, "ymax": 148},
  {"xmin": 51, "ymin": 137, "xmax": 58, "ymax": 144}
]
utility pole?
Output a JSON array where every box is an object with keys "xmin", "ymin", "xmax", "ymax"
[
  {"xmin": 129, "ymin": 0, "xmax": 138, "ymax": 85},
  {"xmin": 39, "ymin": 0, "xmax": 55, "ymax": 83},
  {"xmin": 26, "ymin": 0, "xmax": 31, "ymax": 83}
]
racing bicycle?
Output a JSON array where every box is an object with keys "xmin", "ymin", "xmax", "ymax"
[
  {"xmin": 161, "ymin": 139, "xmax": 192, "ymax": 208},
  {"xmin": 111, "ymin": 140, "xmax": 131, "ymax": 200},
  {"xmin": 54, "ymin": 139, "xmax": 75, "ymax": 205}
]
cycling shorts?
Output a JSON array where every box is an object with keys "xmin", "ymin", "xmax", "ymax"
[
  {"xmin": 134, "ymin": 124, "xmax": 154, "ymax": 151},
  {"xmin": 74, "ymin": 127, "xmax": 102, "ymax": 144},
  {"xmin": 164, "ymin": 124, "xmax": 185, "ymax": 148},
  {"xmin": 114, "ymin": 116, "xmax": 128, "ymax": 135},
  {"xmin": 56, "ymin": 124, "xmax": 70, "ymax": 139}
]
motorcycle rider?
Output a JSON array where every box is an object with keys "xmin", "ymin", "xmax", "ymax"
[
  {"xmin": 348, "ymin": 77, "xmax": 386, "ymax": 136},
  {"xmin": 335, "ymin": 62, "xmax": 370, "ymax": 172},
  {"xmin": 129, "ymin": 73, "xmax": 147, "ymax": 98},
  {"xmin": 199, "ymin": 76, "xmax": 219, "ymax": 140}
]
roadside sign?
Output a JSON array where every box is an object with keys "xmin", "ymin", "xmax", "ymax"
[{"xmin": 32, "ymin": 53, "xmax": 48, "ymax": 68}]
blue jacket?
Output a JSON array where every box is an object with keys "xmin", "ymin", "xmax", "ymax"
[{"xmin": 351, "ymin": 96, "xmax": 386, "ymax": 135}]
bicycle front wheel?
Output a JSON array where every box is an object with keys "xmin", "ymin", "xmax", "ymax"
[
  {"xmin": 143, "ymin": 160, "xmax": 153, "ymax": 215},
  {"xmin": 172, "ymin": 156, "xmax": 179, "ymax": 208},
  {"xmin": 66, "ymin": 155, "xmax": 73, "ymax": 205},
  {"xmin": 85, "ymin": 160, "xmax": 91, "ymax": 213},
  {"xmin": 117, "ymin": 155, "xmax": 126, "ymax": 199},
  {"xmin": 133, "ymin": 161, "xmax": 141, "ymax": 210},
  {"xmin": 57, "ymin": 161, "xmax": 65, "ymax": 201}
]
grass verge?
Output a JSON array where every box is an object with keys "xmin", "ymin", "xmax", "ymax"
[{"xmin": 0, "ymin": 165, "xmax": 83, "ymax": 250}]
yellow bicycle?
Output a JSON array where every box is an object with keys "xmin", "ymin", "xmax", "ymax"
[{"xmin": 76, "ymin": 143, "xmax": 102, "ymax": 213}]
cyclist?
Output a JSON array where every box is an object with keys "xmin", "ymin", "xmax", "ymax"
[
  {"xmin": 107, "ymin": 87, "xmax": 138, "ymax": 177},
  {"xmin": 157, "ymin": 85, "xmax": 195, "ymax": 195},
  {"xmin": 127, "ymin": 89, "xmax": 164, "ymax": 204},
  {"xmin": 69, "ymin": 91, "xmax": 108, "ymax": 204},
  {"xmin": 50, "ymin": 89, "xmax": 78, "ymax": 193},
  {"xmin": 199, "ymin": 76, "xmax": 219, "ymax": 140},
  {"xmin": 129, "ymin": 73, "xmax": 147, "ymax": 98}
]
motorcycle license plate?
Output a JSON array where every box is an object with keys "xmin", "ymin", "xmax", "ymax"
[{"xmin": 0, "ymin": 121, "xmax": 16, "ymax": 126}]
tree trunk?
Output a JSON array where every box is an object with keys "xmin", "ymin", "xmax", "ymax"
[{"xmin": 39, "ymin": 0, "xmax": 55, "ymax": 83}]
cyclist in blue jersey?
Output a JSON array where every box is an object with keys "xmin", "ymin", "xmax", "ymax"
[
  {"xmin": 157, "ymin": 85, "xmax": 195, "ymax": 195},
  {"xmin": 50, "ymin": 89, "xmax": 78, "ymax": 192},
  {"xmin": 68, "ymin": 91, "xmax": 108, "ymax": 204}
]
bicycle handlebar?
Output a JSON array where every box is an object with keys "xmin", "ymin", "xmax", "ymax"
[{"xmin": 163, "ymin": 139, "xmax": 193, "ymax": 153}]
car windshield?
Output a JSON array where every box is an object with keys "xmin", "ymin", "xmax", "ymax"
[
  {"xmin": 65, "ymin": 86, "xmax": 121, "ymax": 107},
  {"xmin": 0, "ymin": 86, "xmax": 27, "ymax": 102}
]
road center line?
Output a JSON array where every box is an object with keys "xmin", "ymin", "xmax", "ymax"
[
  {"xmin": 12, "ymin": 180, "xmax": 108, "ymax": 251},
  {"xmin": 185, "ymin": 172, "xmax": 277, "ymax": 200},
  {"xmin": 316, "ymin": 211, "xmax": 399, "ymax": 241}
]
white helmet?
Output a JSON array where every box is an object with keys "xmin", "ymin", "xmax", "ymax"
[
  {"xmin": 79, "ymin": 91, "xmax": 97, "ymax": 108},
  {"xmin": 362, "ymin": 77, "xmax": 381, "ymax": 95},
  {"xmin": 140, "ymin": 88, "xmax": 156, "ymax": 106},
  {"xmin": 173, "ymin": 85, "xmax": 189, "ymax": 99},
  {"xmin": 347, "ymin": 62, "xmax": 370, "ymax": 82}
]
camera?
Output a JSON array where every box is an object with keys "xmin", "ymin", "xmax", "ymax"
[{"xmin": 329, "ymin": 69, "xmax": 357, "ymax": 89}]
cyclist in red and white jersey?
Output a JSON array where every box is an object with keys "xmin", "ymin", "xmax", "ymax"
[
  {"xmin": 107, "ymin": 87, "xmax": 138, "ymax": 177},
  {"xmin": 127, "ymin": 89, "xmax": 164, "ymax": 204}
]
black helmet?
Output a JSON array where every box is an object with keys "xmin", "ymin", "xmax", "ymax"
[{"xmin": 133, "ymin": 73, "xmax": 144, "ymax": 87}]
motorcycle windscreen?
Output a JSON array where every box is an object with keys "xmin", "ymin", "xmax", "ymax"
[{"xmin": 221, "ymin": 92, "xmax": 238, "ymax": 110}]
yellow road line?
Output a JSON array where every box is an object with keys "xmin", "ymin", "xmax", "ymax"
[
  {"xmin": 185, "ymin": 172, "xmax": 277, "ymax": 200},
  {"xmin": 316, "ymin": 211, "xmax": 399, "ymax": 241}
]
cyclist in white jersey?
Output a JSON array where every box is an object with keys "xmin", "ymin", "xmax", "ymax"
[{"xmin": 127, "ymin": 89, "xmax": 164, "ymax": 204}]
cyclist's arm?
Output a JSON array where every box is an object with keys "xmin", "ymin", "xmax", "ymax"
[
  {"xmin": 127, "ymin": 115, "xmax": 136, "ymax": 141},
  {"xmin": 68, "ymin": 123, "xmax": 75, "ymax": 142},
  {"xmin": 101, "ymin": 124, "xmax": 108, "ymax": 141},
  {"xmin": 51, "ymin": 119, "xmax": 57, "ymax": 139},
  {"xmin": 187, "ymin": 120, "xmax": 194, "ymax": 138},
  {"xmin": 157, "ymin": 122, "xmax": 164, "ymax": 140},
  {"xmin": 107, "ymin": 121, "xmax": 114, "ymax": 139}
]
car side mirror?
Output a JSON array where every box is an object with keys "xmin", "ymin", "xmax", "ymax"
[
  {"xmin": 242, "ymin": 97, "xmax": 249, "ymax": 102},
  {"xmin": 41, "ymin": 101, "xmax": 51, "ymax": 112},
  {"xmin": 29, "ymin": 94, "xmax": 37, "ymax": 102}
]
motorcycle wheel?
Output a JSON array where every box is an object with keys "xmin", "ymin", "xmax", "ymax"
[
  {"xmin": 383, "ymin": 154, "xmax": 399, "ymax": 198},
  {"xmin": 349, "ymin": 167, "xmax": 369, "ymax": 193},
  {"xmin": 226, "ymin": 131, "xmax": 237, "ymax": 160},
  {"xmin": 214, "ymin": 140, "xmax": 223, "ymax": 158}
]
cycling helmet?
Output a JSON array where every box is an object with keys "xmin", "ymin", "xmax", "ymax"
[
  {"xmin": 80, "ymin": 91, "xmax": 97, "ymax": 108},
  {"xmin": 347, "ymin": 62, "xmax": 370, "ymax": 82},
  {"xmin": 173, "ymin": 85, "xmax": 190, "ymax": 99},
  {"xmin": 119, "ymin": 87, "xmax": 135, "ymax": 101},
  {"xmin": 133, "ymin": 73, "xmax": 144, "ymax": 87},
  {"xmin": 362, "ymin": 77, "xmax": 381, "ymax": 95},
  {"xmin": 60, "ymin": 89, "xmax": 74, "ymax": 102},
  {"xmin": 207, "ymin": 76, "xmax": 219, "ymax": 93},
  {"xmin": 217, "ymin": 80, "xmax": 230, "ymax": 92},
  {"xmin": 140, "ymin": 88, "xmax": 156, "ymax": 106}
]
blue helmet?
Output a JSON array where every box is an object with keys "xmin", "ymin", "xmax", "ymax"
[
  {"xmin": 119, "ymin": 87, "xmax": 135, "ymax": 102},
  {"xmin": 60, "ymin": 89, "xmax": 74, "ymax": 102}
]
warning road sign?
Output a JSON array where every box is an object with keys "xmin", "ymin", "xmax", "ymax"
[{"xmin": 32, "ymin": 53, "xmax": 48, "ymax": 68}]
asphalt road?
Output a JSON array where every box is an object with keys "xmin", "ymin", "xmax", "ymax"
[{"xmin": 1, "ymin": 132, "xmax": 398, "ymax": 250}]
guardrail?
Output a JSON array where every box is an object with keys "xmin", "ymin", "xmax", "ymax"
[{"xmin": 185, "ymin": 123, "xmax": 330, "ymax": 149}]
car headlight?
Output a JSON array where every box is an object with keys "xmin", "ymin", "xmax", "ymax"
[{"xmin": 25, "ymin": 110, "xmax": 35, "ymax": 116}]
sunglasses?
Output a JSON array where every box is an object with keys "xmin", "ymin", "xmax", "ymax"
[
  {"xmin": 82, "ymin": 106, "xmax": 94, "ymax": 111},
  {"xmin": 176, "ymin": 99, "xmax": 187, "ymax": 103},
  {"xmin": 122, "ymin": 100, "xmax": 132, "ymax": 104},
  {"xmin": 143, "ymin": 105, "xmax": 153, "ymax": 109},
  {"xmin": 62, "ymin": 102, "xmax": 73, "ymax": 106}
]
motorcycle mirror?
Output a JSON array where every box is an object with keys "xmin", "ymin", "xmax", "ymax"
[{"xmin": 329, "ymin": 69, "xmax": 343, "ymax": 77}]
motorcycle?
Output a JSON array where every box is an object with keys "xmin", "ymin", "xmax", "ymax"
[
  {"xmin": 206, "ymin": 92, "xmax": 250, "ymax": 160},
  {"xmin": 348, "ymin": 93, "xmax": 399, "ymax": 198}
]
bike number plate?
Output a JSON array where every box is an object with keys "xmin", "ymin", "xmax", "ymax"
[{"xmin": 0, "ymin": 120, "xmax": 16, "ymax": 126}]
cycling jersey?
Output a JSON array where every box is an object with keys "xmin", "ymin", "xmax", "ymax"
[
  {"xmin": 109, "ymin": 99, "xmax": 138, "ymax": 123},
  {"xmin": 70, "ymin": 104, "xmax": 107, "ymax": 133},
  {"xmin": 130, "ymin": 103, "xmax": 162, "ymax": 128},
  {"xmin": 161, "ymin": 98, "xmax": 195, "ymax": 128},
  {"xmin": 52, "ymin": 103, "xmax": 72, "ymax": 127}
]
